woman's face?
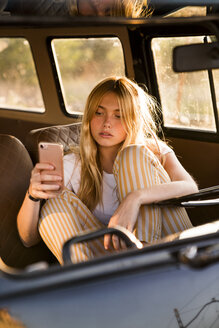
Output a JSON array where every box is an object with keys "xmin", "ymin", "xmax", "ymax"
[
  {"xmin": 90, "ymin": 92, "xmax": 127, "ymax": 152},
  {"xmin": 77, "ymin": 0, "xmax": 113, "ymax": 16}
]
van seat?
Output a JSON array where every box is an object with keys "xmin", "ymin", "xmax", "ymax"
[
  {"xmin": 0, "ymin": 134, "xmax": 55, "ymax": 269},
  {"xmin": 1, "ymin": 123, "xmax": 81, "ymax": 268}
]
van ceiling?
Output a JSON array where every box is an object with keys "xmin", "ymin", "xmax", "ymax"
[{"xmin": 0, "ymin": 0, "xmax": 216, "ymax": 17}]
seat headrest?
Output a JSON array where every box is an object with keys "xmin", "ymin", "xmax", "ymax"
[{"xmin": 26, "ymin": 122, "xmax": 81, "ymax": 164}]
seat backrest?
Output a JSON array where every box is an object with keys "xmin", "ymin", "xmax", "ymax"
[
  {"xmin": 0, "ymin": 134, "xmax": 55, "ymax": 268},
  {"xmin": 25, "ymin": 122, "xmax": 81, "ymax": 164}
]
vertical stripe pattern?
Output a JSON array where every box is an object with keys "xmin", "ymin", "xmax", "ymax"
[
  {"xmin": 113, "ymin": 145, "xmax": 192, "ymax": 243},
  {"xmin": 39, "ymin": 144, "xmax": 193, "ymax": 264},
  {"xmin": 39, "ymin": 189, "xmax": 113, "ymax": 264}
]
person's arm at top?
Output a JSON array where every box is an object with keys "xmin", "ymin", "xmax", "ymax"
[
  {"xmin": 104, "ymin": 151, "xmax": 198, "ymax": 250},
  {"xmin": 17, "ymin": 163, "xmax": 62, "ymax": 247}
]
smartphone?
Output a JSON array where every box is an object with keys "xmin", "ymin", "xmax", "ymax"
[{"xmin": 38, "ymin": 142, "xmax": 64, "ymax": 193}]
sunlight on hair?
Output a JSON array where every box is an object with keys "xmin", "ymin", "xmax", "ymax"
[{"xmin": 76, "ymin": 76, "xmax": 162, "ymax": 210}]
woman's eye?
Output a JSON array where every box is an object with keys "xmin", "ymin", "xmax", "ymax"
[
  {"xmin": 95, "ymin": 111, "xmax": 103, "ymax": 116},
  {"xmin": 115, "ymin": 114, "xmax": 121, "ymax": 119}
]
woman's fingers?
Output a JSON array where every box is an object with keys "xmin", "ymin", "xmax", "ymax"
[
  {"xmin": 40, "ymin": 174, "xmax": 62, "ymax": 182},
  {"xmin": 32, "ymin": 190, "xmax": 61, "ymax": 199},
  {"xmin": 32, "ymin": 163, "xmax": 62, "ymax": 182},
  {"xmin": 31, "ymin": 173, "xmax": 62, "ymax": 190},
  {"xmin": 35, "ymin": 182, "xmax": 61, "ymax": 191},
  {"xmin": 29, "ymin": 184, "xmax": 61, "ymax": 200},
  {"xmin": 104, "ymin": 234, "xmax": 111, "ymax": 250},
  {"xmin": 29, "ymin": 162, "xmax": 63, "ymax": 199},
  {"xmin": 112, "ymin": 234, "xmax": 120, "ymax": 250},
  {"xmin": 104, "ymin": 233, "xmax": 119, "ymax": 251},
  {"xmin": 104, "ymin": 232, "xmax": 127, "ymax": 251},
  {"xmin": 34, "ymin": 163, "xmax": 54, "ymax": 171}
]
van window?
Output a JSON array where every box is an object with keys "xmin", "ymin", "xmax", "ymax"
[
  {"xmin": 0, "ymin": 38, "xmax": 44, "ymax": 113},
  {"xmin": 151, "ymin": 36, "xmax": 217, "ymax": 132},
  {"xmin": 52, "ymin": 37, "xmax": 125, "ymax": 114}
]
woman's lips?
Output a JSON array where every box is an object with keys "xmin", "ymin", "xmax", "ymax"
[{"xmin": 99, "ymin": 132, "xmax": 113, "ymax": 138}]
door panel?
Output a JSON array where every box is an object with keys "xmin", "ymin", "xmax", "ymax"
[
  {"xmin": 1, "ymin": 252, "xmax": 219, "ymax": 328},
  {"xmin": 170, "ymin": 137, "xmax": 219, "ymax": 225}
]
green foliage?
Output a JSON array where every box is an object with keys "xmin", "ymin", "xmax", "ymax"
[
  {"xmin": 0, "ymin": 38, "xmax": 38, "ymax": 85},
  {"xmin": 53, "ymin": 38, "xmax": 124, "ymax": 78}
]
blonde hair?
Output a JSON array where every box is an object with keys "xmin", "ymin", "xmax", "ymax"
[
  {"xmin": 75, "ymin": 76, "xmax": 161, "ymax": 210},
  {"xmin": 109, "ymin": 0, "xmax": 152, "ymax": 18}
]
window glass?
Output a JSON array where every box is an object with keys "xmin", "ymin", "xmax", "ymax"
[
  {"xmin": 52, "ymin": 37, "xmax": 125, "ymax": 114},
  {"xmin": 151, "ymin": 36, "xmax": 216, "ymax": 132},
  {"xmin": 0, "ymin": 38, "xmax": 44, "ymax": 112},
  {"xmin": 166, "ymin": 6, "xmax": 206, "ymax": 17}
]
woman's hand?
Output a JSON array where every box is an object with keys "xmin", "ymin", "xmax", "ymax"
[
  {"xmin": 29, "ymin": 163, "xmax": 63, "ymax": 200},
  {"xmin": 17, "ymin": 162, "xmax": 63, "ymax": 247},
  {"xmin": 104, "ymin": 190, "xmax": 142, "ymax": 251}
]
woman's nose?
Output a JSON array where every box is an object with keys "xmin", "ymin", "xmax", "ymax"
[{"xmin": 103, "ymin": 116, "xmax": 111, "ymax": 128}]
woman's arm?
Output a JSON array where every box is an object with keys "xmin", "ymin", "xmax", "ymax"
[
  {"xmin": 104, "ymin": 151, "xmax": 198, "ymax": 250},
  {"xmin": 17, "ymin": 163, "xmax": 63, "ymax": 247},
  {"xmin": 136, "ymin": 151, "xmax": 198, "ymax": 204}
]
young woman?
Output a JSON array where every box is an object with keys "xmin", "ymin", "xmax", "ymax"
[{"xmin": 17, "ymin": 76, "xmax": 198, "ymax": 264}]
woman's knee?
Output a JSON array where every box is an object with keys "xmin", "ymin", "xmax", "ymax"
[
  {"xmin": 114, "ymin": 145, "xmax": 157, "ymax": 171},
  {"xmin": 113, "ymin": 144, "xmax": 159, "ymax": 180},
  {"xmin": 112, "ymin": 145, "xmax": 162, "ymax": 199}
]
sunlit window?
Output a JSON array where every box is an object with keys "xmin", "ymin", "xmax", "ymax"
[
  {"xmin": 152, "ymin": 36, "xmax": 216, "ymax": 132},
  {"xmin": 166, "ymin": 6, "xmax": 206, "ymax": 17},
  {"xmin": 0, "ymin": 38, "xmax": 44, "ymax": 112},
  {"xmin": 52, "ymin": 37, "xmax": 125, "ymax": 114}
]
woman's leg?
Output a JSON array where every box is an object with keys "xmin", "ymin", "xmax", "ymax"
[
  {"xmin": 113, "ymin": 145, "xmax": 192, "ymax": 243},
  {"xmin": 39, "ymin": 189, "xmax": 108, "ymax": 264}
]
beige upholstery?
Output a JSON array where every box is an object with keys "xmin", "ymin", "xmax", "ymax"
[
  {"xmin": 0, "ymin": 134, "xmax": 55, "ymax": 268},
  {"xmin": 25, "ymin": 122, "xmax": 81, "ymax": 164}
]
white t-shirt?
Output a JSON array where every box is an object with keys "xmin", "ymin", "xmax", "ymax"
[{"xmin": 64, "ymin": 142, "xmax": 173, "ymax": 225}]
